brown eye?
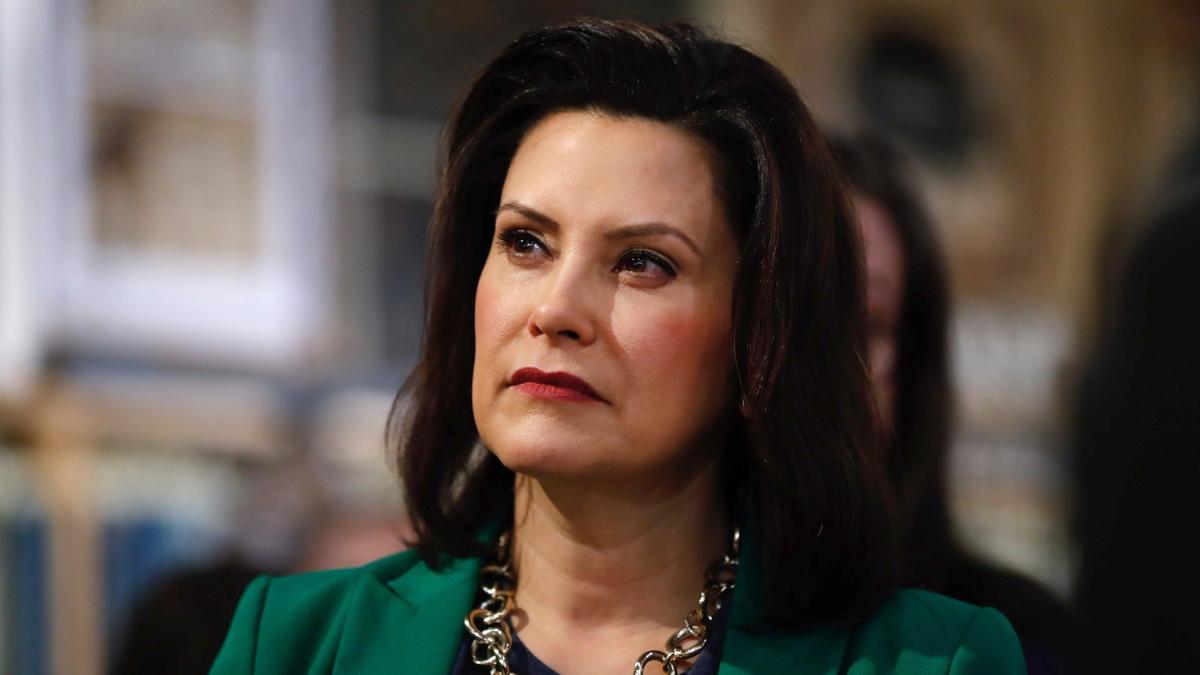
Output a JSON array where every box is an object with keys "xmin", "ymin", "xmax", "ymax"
[
  {"xmin": 498, "ymin": 228, "xmax": 547, "ymax": 257},
  {"xmin": 614, "ymin": 250, "xmax": 677, "ymax": 278}
]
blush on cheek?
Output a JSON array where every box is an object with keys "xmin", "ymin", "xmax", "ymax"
[
  {"xmin": 617, "ymin": 304, "xmax": 733, "ymax": 395},
  {"xmin": 474, "ymin": 268, "xmax": 498, "ymax": 341},
  {"xmin": 473, "ymin": 265, "xmax": 514, "ymax": 418},
  {"xmin": 473, "ymin": 268, "xmax": 520, "ymax": 356}
]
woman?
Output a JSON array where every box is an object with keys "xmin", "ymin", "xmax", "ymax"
[
  {"xmin": 212, "ymin": 20, "xmax": 1023, "ymax": 674},
  {"xmin": 833, "ymin": 134, "xmax": 1078, "ymax": 674}
]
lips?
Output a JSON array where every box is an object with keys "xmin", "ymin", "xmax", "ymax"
[{"xmin": 509, "ymin": 367, "xmax": 606, "ymax": 403}]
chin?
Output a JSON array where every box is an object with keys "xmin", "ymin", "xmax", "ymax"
[{"xmin": 481, "ymin": 419, "xmax": 615, "ymax": 480}]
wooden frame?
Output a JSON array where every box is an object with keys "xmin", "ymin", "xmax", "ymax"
[{"xmin": 52, "ymin": 0, "xmax": 333, "ymax": 371}]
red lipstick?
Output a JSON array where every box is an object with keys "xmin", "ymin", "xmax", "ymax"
[{"xmin": 509, "ymin": 368, "xmax": 605, "ymax": 403}]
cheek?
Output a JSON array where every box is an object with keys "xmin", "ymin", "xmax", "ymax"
[
  {"xmin": 473, "ymin": 269, "xmax": 498, "ymax": 350},
  {"xmin": 474, "ymin": 263, "xmax": 523, "ymax": 355},
  {"xmin": 473, "ymin": 263, "xmax": 523, "ymax": 404},
  {"xmin": 613, "ymin": 295, "xmax": 733, "ymax": 406}
]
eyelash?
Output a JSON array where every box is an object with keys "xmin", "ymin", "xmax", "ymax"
[
  {"xmin": 497, "ymin": 228, "xmax": 543, "ymax": 256},
  {"xmin": 495, "ymin": 228, "xmax": 678, "ymax": 278},
  {"xmin": 616, "ymin": 249, "xmax": 677, "ymax": 277}
]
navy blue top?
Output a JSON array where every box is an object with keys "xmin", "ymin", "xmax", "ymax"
[{"xmin": 453, "ymin": 605, "xmax": 730, "ymax": 675}]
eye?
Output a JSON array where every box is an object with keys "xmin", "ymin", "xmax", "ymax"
[
  {"xmin": 497, "ymin": 228, "xmax": 548, "ymax": 259},
  {"xmin": 614, "ymin": 249, "xmax": 677, "ymax": 279}
]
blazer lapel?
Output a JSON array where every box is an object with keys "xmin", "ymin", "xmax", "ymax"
[
  {"xmin": 720, "ymin": 624, "xmax": 849, "ymax": 675},
  {"xmin": 332, "ymin": 553, "xmax": 481, "ymax": 675}
]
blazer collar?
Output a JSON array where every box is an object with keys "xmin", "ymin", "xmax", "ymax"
[
  {"xmin": 331, "ymin": 552, "xmax": 481, "ymax": 675},
  {"xmin": 330, "ymin": 524, "xmax": 850, "ymax": 675}
]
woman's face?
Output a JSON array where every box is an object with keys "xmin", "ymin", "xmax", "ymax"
[
  {"xmin": 855, "ymin": 194, "xmax": 907, "ymax": 434},
  {"xmin": 472, "ymin": 111, "xmax": 739, "ymax": 484}
]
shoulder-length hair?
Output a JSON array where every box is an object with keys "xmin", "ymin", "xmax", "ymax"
[{"xmin": 391, "ymin": 18, "xmax": 895, "ymax": 628}]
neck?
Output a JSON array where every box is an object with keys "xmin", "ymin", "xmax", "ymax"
[{"xmin": 508, "ymin": 459, "xmax": 729, "ymax": 673}]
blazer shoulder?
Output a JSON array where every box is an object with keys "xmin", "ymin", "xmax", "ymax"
[
  {"xmin": 844, "ymin": 589, "xmax": 1026, "ymax": 675},
  {"xmin": 253, "ymin": 549, "xmax": 425, "ymax": 631},
  {"xmin": 266, "ymin": 548, "xmax": 424, "ymax": 606},
  {"xmin": 210, "ymin": 549, "xmax": 424, "ymax": 674}
]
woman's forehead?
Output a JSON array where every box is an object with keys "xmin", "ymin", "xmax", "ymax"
[{"xmin": 499, "ymin": 111, "xmax": 728, "ymax": 243}]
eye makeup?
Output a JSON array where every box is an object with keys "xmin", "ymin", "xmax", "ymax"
[
  {"xmin": 614, "ymin": 249, "xmax": 678, "ymax": 278},
  {"xmin": 496, "ymin": 227, "xmax": 549, "ymax": 257},
  {"xmin": 494, "ymin": 222, "xmax": 681, "ymax": 282}
]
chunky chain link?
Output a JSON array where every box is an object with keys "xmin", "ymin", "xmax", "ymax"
[
  {"xmin": 464, "ymin": 528, "xmax": 740, "ymax": 675},
  {"xmin": 633, "ymin": 527, "xmax": 739, "ymax": 675},
  {"xmin": 464, "ymin": 534, "xmax": 518, "ymax": 675}
]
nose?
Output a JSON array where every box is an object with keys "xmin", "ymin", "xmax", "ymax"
[{"xmin": 527, "ymin": 261, "xmax": 598, "ymax": 345}]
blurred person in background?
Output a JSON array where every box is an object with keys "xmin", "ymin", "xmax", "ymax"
[
  {"xmin": 111, "ymin": 507, "xmax": 408, "ymax": 675},
  {"xmin": 1073, "ymin": 174, "xmax": 1200, "ymax": 674},
  {"xmin": 112, "ymin": 444, "xmax": 407, "ymax": 674},
  {"xmin": 211, "ymin": 19, "xmax": 1025, "ymax": 675},
  {"xmin": 110, "ymin": 558, "xmax": 263, "ymax": 675},
  {"xmin": 833, "ymin": 134, "xmax": 1080, "ymax": 675}
]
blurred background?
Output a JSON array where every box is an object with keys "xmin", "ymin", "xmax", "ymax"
[{"xmin": 1, "ymin": 0, "xmax": 1197, "ymax": 673}]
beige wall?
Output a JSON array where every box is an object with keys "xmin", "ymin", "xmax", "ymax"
[{"xmin": 704, "ymin": 0, "xmax": 1198, "ymax": 318}]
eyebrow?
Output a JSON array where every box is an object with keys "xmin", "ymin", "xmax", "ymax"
[{"xmin": 496, "ymin": 201, "xmax": 702, "ymax": 257}]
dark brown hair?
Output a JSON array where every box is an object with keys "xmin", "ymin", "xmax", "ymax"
[{"xmin": 391, "ymin": 19, "xmax": 895, "ymax": 628}]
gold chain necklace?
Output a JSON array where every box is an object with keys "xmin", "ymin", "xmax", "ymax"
[{"xmin": 463, "ymin": 527, "xmax": 740, "ymax": 675}]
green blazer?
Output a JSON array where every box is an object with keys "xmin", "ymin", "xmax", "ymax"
[{"xmin": 211, "ymin": 538, "xmax": 1025, "ymax": 675}]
